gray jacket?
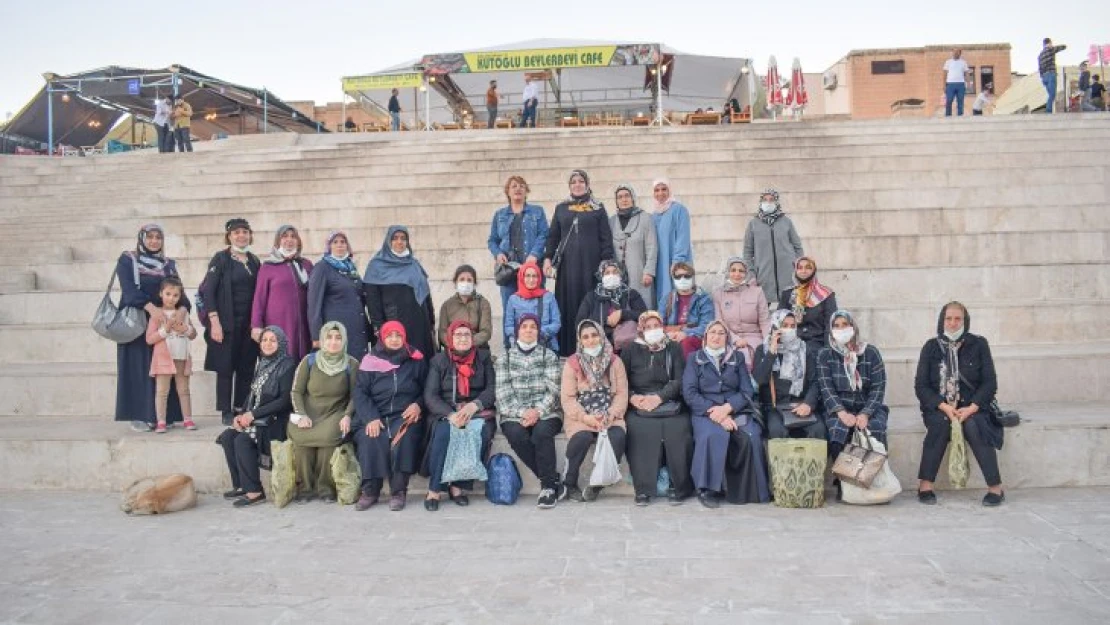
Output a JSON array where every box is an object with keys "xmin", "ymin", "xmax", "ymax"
[{"xmin": 742, "ymin": 215, "xmax": 804, "ymax": 307}]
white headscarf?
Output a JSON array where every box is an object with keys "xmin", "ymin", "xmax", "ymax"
[{"xmin": 652, "ymin": 177, "xmax": 675, "ymax": 213}]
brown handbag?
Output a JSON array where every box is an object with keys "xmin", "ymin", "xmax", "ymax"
[{"xmin": 831, "ymin": 429, "xmax": 887, "ymax": 488}]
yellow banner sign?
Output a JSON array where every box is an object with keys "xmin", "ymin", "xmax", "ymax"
[
  {"xmin": 342, "ymin": 73, "xmax": 423, "ymax": 92},
  {"xmin": 463, "ymin": 46, "xmax": 621, "ymax": 72}
]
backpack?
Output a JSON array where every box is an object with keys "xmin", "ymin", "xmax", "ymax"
[{"xmin": 485, "ymin": 453, "xmax": 523, "ymax": 505}]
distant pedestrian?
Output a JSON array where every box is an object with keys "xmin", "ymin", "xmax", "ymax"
[
  {"xmin": 1078, "ymin": 62, "xmax": 1099, "ymax": 112},
  {"xmin": 172, "ymin": 96, "xmax": 193, "ymax": 152},
  {"xmin": 521, "ymin": 76, "xmax": 539, "ymax": 128},
  {"xmin": 486, "ymin": 80, "xmax": 499, "ymax": 129},
  {"xmin": 153, "ymin": 96, "xmax": 174, "ymax": 152},
  {"xmin": 1091, "ymin": 75, "xmax": 1106, "ymax": 110},
  {"xmin": 388, "ymin": 89, "xmax": 402, "ymax": 131},
  {"xmin": 943, "ymin": 48, "xmax": 971, "ymax": 117},
  {"xmin": 1038, "ymin": 37, "xmax": 1067, "ymax": 113},
  {"xmin": 344, "ymin": 116, "xmax": 357, "ymax": 131}
]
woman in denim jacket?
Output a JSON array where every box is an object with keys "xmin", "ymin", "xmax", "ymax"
[{"xmin": 487, "ymin": 175, "xmax": 549, "ymax": 313}]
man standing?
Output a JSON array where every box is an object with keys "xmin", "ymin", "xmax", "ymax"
[
  {"xmin": 1039, "ymin": 37, "xmax": 1067, "ymax": 114},
  {"xmin": 388, "ymin": 88, "xmax": 401, "ymax": 131},
  {"xmin": 153, "ymin": 95, "xmax": 173, "ymax": 153},
  {"xmin": 486, "ymin": 80, "xmax": 499, "ymax": 129},
  {"xmin": 172, "ymin": 96, "xmax": 193, "ymax": 152},
  {"xmin": 521, "ymin": 76, "xmax": 539, "ymax": 128},
  {"xmin": 943, "ymin": 48, "xmax": 971, "ymax": 117}
]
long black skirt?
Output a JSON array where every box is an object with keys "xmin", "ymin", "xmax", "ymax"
[{"xmin": 114, "ymin": 334, "xmax": 182, "ymax": 424}]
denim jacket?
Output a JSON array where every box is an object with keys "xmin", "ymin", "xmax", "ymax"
[{"xmin": 487, "ymin": 204, "xmax": 549, "ymax": 261}]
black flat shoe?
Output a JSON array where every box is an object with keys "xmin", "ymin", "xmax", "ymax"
[
  {"xmin": 448, "ymin": 489, "xmax": 469, "ymax": 506},
  {"xmin": 634, "ymin": 494, "xmax": 651, "ymax": 507},
  {"xmin": 223, "ymin": 488, "xmax": 245, "ymax": 500},
  {"xmin": 233, "ymin": 493, "xmax": 266, "ymax": 508},
  {"xmin": 668, "ymin": 491, "xmax": 685, "ymax": 506},
  {"xmin": 697, "ymin": 491, "xmax": 720, "ymax": 509},
  {"xmin": 424, "ymin": 497, "xmax": 440, "ymax": 512},
  {"xmin": 918, "ymin": 490, "xmax": 938, "ymax": 505},
  {"xmin": 982, "ymin": 491, "xmax": 1005, "ymax": 507},
  {"xmin": 321, "ymin": 494, "xmax": 338, "ymax": 504}
]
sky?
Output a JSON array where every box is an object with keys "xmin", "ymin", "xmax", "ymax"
[{"xmin": 1, "ymin": 0, "xmax": 1105, "ymax": 119}]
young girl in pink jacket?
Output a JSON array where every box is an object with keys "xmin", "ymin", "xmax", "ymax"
[{"xmin": 146, "ymin": 277, "xmax": 197, "ymax": 433}]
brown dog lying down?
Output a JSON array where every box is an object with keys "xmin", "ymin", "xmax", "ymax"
[{"xmin": 120, "ymin": 474, "xmax": 198, "ymax": 515}]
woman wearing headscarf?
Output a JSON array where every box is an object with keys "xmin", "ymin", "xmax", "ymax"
[
  {"xmin": 503, "ymin": 260, "xmax": 560, "ymax": 351},
  {"xmin": 914, "ymin": 302, "xmax": 1004, "ymax": 506},
  {"xmin": 743, "ymin": 188, "xmax": 805, "ymax": 307},
  {"xmin": 363, "ymin": 225, "xmax": 436, "ymax": 359},
  {"xmin": 438, "ymin": 264, "xmax": 493, "ymax": 352},
  {"xmin": 753, "ymin": 310, "xmax": 825, "ymax": 440},
  {"xmin": 660, "ymin": 261, "xmax": 715, "ymax": 358},
  {"xmin": 621, "ymin": 311, "xmax": 693, "ymax": 506},
  {"xmin": 289, "ymin": 321, "xmax": 359, "ymax": 504},
  {"xmin": 308, "ymin": 231, "xmax": 371, "ymax": 360},
  {"xmin": 202, "ymin": 218, "xmax": 261, "ymax": 426},
  {"xmin": 495, "ymin": 313, "xmax": 565, "ymax": 509},
  {"xmin": 609, "ymin": 183, "xmax": 658, "ymax": 308},
  {"xmin": 816, "ymin": 311, "xmax": 890, "ymax": 485},
  {"xmin": 712, "ymin": 257, "xmax": 770, "ymax": 372},
  {"xmin": 682, "ymin": 320, "xmax": 770, "ymax": 508},
  {"xmin": 487, "ymin": 175, "xmax": 549, "ymax": 314},
  {"xmin": 651, "ymin": 178, "xmax": 693, "ymax": 306},
  {"xmin": 422, "ymin": 320, "xmax": 497, "ymax": 511},
  {"xmin": 778, "ymin": 256, "xmax": 837, "ymax": 353},
  {"xmin": 116, "ymin": 223, "xmax": 189, "ymax": 431},
  {"xmin": 353, "ymin": 320, "xmax": 428, "ymax": 512},
  {"xmin": 575, "ymin": 260, "xmax": 647, "ymax": 352},
  {"xmin": 560, "ymin": 319, "xmax": 629, "ymax": 502},
  {"xmin": 543, "ymin": 169, "xmax": 615, "ymax": 357},
  {"xmin": 217, "ymin": 325, "xmax": 295, "ymax": 507},
  {"xmin": 250, "ymin": 225, "xmax": 314, "ymax": 362}
]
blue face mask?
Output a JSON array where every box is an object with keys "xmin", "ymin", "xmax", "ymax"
[{"xmin": 944, "ymin": 328, "xmax": 965, "ymax": 341}]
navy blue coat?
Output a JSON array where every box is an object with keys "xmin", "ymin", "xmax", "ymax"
[
  {"xmin": 681, "ymin": 349, "xmax": 759, "ymax": 426},
  {"xmin": 354, "ymin": 350, "xmax": 428, "ymax": 431},
  {"xmin": 309, "ymin": 260, "xmax": 371, "ymax": 360}
]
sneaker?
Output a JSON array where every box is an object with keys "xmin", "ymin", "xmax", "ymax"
[
  {"xmin": 354, "ymin": 493, "xmax": 378, "ymax": 511},
  {"xmin": 565, "ymin": 485, "xmax": 584, "ymax": 502},
  {"xmin": 583, "ymin": 486, "xmax": 602, "ymax": 502},
  {"xmin": 183, "ymin": 419, "xmax": 197, "ymax": 431},
  {"xmin": 635, "ymin": 494, "xmax": 651, "ymax": 507},
  {"xmin": 154, "ymin": 422, "xmax": 167, "ymax": 434},
  {"xmin": 982, "ymin": 491, "xmax": 1005, "ymax": 507},
  {"xmin": 537, "ymin": 488, "xmax": 557, "ymax": 509},
  {"xmin": 130, "ymin": 420, "xmax": 153, "ymax": 433},
  {"xmin": 697, "ymin": 490, "xmax": 720, "ymax": 509},
  {"xmin": 556, "ymin": 483, "xmax": 568, "ymax": 501}
]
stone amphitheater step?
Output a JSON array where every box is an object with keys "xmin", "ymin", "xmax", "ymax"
[{"xmin": 1, "ymin": 403, "xmax": 1106, "ymax": 494}]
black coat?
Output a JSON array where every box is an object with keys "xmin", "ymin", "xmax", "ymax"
[
  {"xmin": 423, "ymin": 349, "xmax": 497, "ymax": 419},
  {"xmin": 354, "ymin": 351, "xmax": 428, "ymax": 429},
  {"xmin": 201, "ymin": 249, "xmax": 261, "ymax": 374},
  {"xmin": 778, "ymin": 289, "xmax": 837, "ymax": 350},
  {"xmin": 364, "ymin": 282, "xmax": 436, "ymax": 359},
  {"xmin": 248, "ymin": 360, "xmax": 295, "ymax": 454},
  {"xmin": 620, "ymin": 341, "xmax": 686, "ymax": 404},
  {"xmin": 752, "ymin": 344, "xmax": 819, "ymax": 410},
  {"xmin": 543, "ymin": 202, "xmax": 615, "ymax": 356},
  {"xmin": 576, "ymin": 289, "xmax": 647, "ymax": 342},
  {"xmin": 914, "ymin": 333, "xmax": 997, "ymax": 412}
]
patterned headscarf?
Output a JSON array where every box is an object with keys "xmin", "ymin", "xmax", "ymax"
[
  {"xmin": 765, "ymin": 309, "xmax": 806, "ymax": 396},
  {"xmin": 757, "ymin": 187, "xmax": 784, "ymax": 225},
  {"xmin": 134, "ymin": 223, "xmax": 168, "ymax": 276},
  {"xmin": 322, "ymin": 230, "xmax": 359, "ymax": 279},
  {"xmin": 828, "ymin": 310, "xmax": 868, "ymax": 392},
  {"xmin": 315, "ymin": 321, "xmax": 350, "ymax": 376},
  {"xmin": 791, "ymin": 256, "xmax": 832, "ymax": 319},
  {"xmin": 936, "ymin": 302, "xmax": 971, "ymax": 404},
  {"xmin": 247, "ymin": 325, "xmax": 291, "ymax": 411},
  {"xmin": 574, "ymin": 319, "xmax": 614, "ymax": 389},
  {"xmin": 566, "ymin": 169, "xmax": 602, "ymax": 211},
  {"xmin": 594, "ymin": 259, "xmax": 629, "ymax": 306},
  {"xmin": 635, "ymin": 310, "xmax": 668, "ymax": 352}
]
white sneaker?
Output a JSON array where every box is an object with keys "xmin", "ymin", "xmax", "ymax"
[{"xmin": 537, "ymin": 488, "xmax": 557, "ymax": 509}]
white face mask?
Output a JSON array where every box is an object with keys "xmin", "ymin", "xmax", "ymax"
[
  {"xmin": 583, "ymin": 345, "xmax": 602, "ymax": 357},
  {"xmin": 704, "ymin": 345, "xmax": 726, "ymax": 358},
  {"xmin": 644, "ymin": 328, "xmax": 666, "ymax": 345},
  {"xmin": 944, "ymin": 328, "xmax": 965, "ymax": 341},
  {"xmin": 517, "ymin": 339, "xmax": 537, "ymax": 350},
  {"xmin": 673, "ymin": 277, "xmax": 693, "ymax": 291},
  {"xmin": 456, "ymin": 282, "xmax": 475, "ymax": 297},
  {"xmin": 393, "ymin": 248, "xmax": 411, "ymax": 257},
  {"xmin": 231, "ymin": 245, "xmax": 250, "ymax": 254},
  {"xmin": 832, "ymin": 327, "xmax": 855, "ymax": 345},
  {"xmin": 780, "ymin": 328, "xmax": 798, "ymax": 343},
  {"xmin": 280, "ymin": 248, "xmax": 297, "ymax": 258},
  {"xmin": 601, "ymin": 274, "xmax": 622, "ymax": 290},
  {"xmin": 759, "ymin": 202, "xmax": 777, "ymax": 213},
  {"xmin": 331, "ymin": 252, "xmax": 349, "ymax": 261}
]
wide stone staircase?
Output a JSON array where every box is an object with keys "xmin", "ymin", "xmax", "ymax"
[{"xmin": 1, "ymin": 115, "xmax": 1108, "ymax": 495}]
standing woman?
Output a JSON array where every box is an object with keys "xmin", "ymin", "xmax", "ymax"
[
  {"xmin": 487, "ymin": 175, "xmax": 549, "ymax": 313},
  {"xmin": 115, "ymin": 223, "xmax": 188, "ymax": 431},
  {"xmin": 202, "ymin": 218, "xmax": 261, "ymax": 426},
  {"xmin": 778, "ymin": 256, "xmax": 837, "ymax": 353},
  {"xmin": 609, "ymin": 183, "xmax": 657, "ymax": 309},
  {"xmin": 543, "ymin": 169, "xmax": 615, "ymax": 357},
  {"xmin": 712, "ymin": 257, "xmax": 770, "ymax": 372},
  {"xmin": 309, "ymin": 231, "xmax": 371, "ymax": 360},
  {"xmin": 251, "ymin": 225, "xmax": 314, "ymax": 362},
  {"xmin": 363, "ymin": 225, "xmax": 437, "ymax": 359},
  {"xmin": 437, "ymin": 264, "xmax": 494, "ymax": 352},
  {"xmin": 651, "ymin": 178, "xmax": 693, "ymax": 306},
  {"xmin": 743, "ymin": 188, "xmax": 805, "ymax": 308}
]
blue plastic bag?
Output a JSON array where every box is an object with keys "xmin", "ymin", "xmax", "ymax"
[
  {"xmin": 657, "ymin": 466, "xmax": 672, "ymax": 497},
  {"xmin": 485, "ymin": 453, "xmax": 523, "ymax": 505},
  {"xmin": 441, "ymin": 419, "xmax": 489, "ymax": 483}
]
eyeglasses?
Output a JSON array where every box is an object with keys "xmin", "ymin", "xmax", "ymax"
[{"xmin": 672, "ymin": 273, "xmax": 692, "ymax": 279}]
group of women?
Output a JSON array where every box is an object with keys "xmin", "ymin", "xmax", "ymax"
[{"xmin": 112, "ymin": 170, "xmax": 1005, "ymax": 511}]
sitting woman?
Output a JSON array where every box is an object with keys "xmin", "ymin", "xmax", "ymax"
[
  {"xmin": 288, "ymin": 321, "xmax": 359, "ymax": 504},
  {"xmin": 712, "ymin": 257, "xmax": 769, "ymax": 371},
  {"xmin": 503, "ymin": 260, "xmax": 561, "ymax": 351},
  {"xmin": 659, "ymin": 262, "xmax": 714, "ymax": 359},
  {"xmin": 561, "ymin": 320, "xmax": 629, "ymax": 502},
  {"xmin": 753, "ymin": 310, "xmax": 825, "ymax": 440},
  {"xmin": 353, "ymin": 321, "xmax": 428, "ymax": 512},
  {"xmin": 621, "ymin": 311, "xmax": 693, "ymax": 506},
  {"xmin": 495, "ymin": 314, "xmax": 565, "ymax": 509},
  {"xmin": 422, "ymin": 320, "xmax": 497, "ymax": 512},
  {"xmin": 437, "ymin": 265, "xmax": 493, "ymax": 352},
  {"xmin": 683, "ymin": 320, "xmax": 770, "ymax": 508},
  {"xmin": 576, "ymin": 260, "xmax": 647, "ymax": 353},
  {"xmin": 915, "ymin": 302, "xmax": 1004, "ymax": 507},
  {"xmin": 217, "ymin": 326, "xmax": 295, "ymax": 507},
  {"xmin": 779, "ymin": 256, "xmax": 837, "ymax": 352},
  {"xmin": 816, "ymin": 310, "xmax": 889, "ymax": 498}
]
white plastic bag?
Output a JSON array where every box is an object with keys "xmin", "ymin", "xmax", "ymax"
[
  {"xmin": 589, "ymin": 430, "xmax": 622, "ymax": 487},
  {"xmin": 841, "ymin": 433, "xmax": 902, "ymax": 505}
]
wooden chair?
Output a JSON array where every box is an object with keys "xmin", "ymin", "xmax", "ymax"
[
  {"xmin": 729, "ymin": 111, "xmax": 752, "ymax": 123},
  {"xmin": 559, "ymin": 117, "xmax": 582, "ymax": 127},
  {"xmin": 685, "ymin": 112, "xmax": 722, "ymax": 125}
]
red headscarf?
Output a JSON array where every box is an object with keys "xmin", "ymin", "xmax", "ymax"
[
  {"xmin": 445, "ymin": 319, "xmax": 477, "ymax": 398},
  {"xmin": 360, "ymin": 320, "xmax": 423, "ymax": 372},
  {"xmin": 515, "ymin": 261, "xmax": 546, "ymax": 300}
]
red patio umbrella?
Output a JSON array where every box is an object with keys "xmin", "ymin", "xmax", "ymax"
[
  {"xmin": 766, "ymin": 56, "xmax": 783, "ymax": 111},
  {"xmin": 787, "ymin": 57, "xmax": 808, "ymax": 109}
]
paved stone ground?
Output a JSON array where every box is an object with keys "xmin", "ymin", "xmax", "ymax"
[{"xmin": 2, "ymin": 487, "xmax": 1110, "ymax": 624}]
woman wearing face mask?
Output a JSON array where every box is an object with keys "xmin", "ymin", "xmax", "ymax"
[
  {"xmin": 609, "ymin": 183, "xmax": 657, "ymax": 308},
  {"xmin": 660, "ymin": 262, "xmax": 715, "ymax": 358},
  {"xmin": 487, "ymin": 175, "xmax": 549, "ymax": 314},
  {"xmin": 753, "ymin": 311, "xmax": 825, "ymax": 440},
  {"xmin": 683, "ymin": 320, "xmax": 770, "ymax": 507},
  {"xmin": 621, "ymin": 311, "xmax": 693, "ymax": 506},
  {"xmin": 543, "ymin": 169, "xmax": 615, "ymax": 357},
  {"xmin": 712, "ymin": 257, "xmax": 770, "ymax": 372},
  {"xmin": 202, "ymin": 218, "xmax": 261, "ymax": 426},
  {"xmin": 778, "ymin": 256, "xmax": 837, "ymax": 352},
  {"xmin": 561, "ymin": 320, "xmax": 629, "ymax": 502},
  {"xmin": 503, "ymin": 260, "xmax": 561, "ymax": 352},
  {"xmin": 914, "ymin": 302, "xmax": 1004, "ymax": 507},
  {"xmin": 438, "ymin": 265, "xmax": 493, "ymax": 352},
  {"xmin": 289, "ymin": 321, "xmax": 359, "ymax": 504},
  {"xmin": 308, "ymin": 231, "xmax": 371, "ymax": 360},
  {"xmin": 250, "ymin": 225, "xmax": 314, "ymax": 362},
  {"xmin": 575, "ymin": 260, "xmax": 647, "ymax": 352},
  {"xmin": 816, "ymin": 311, "xmax": 890, "ymax": 493},
  {"xmin": 742, "ymin": 188, "xmax": 805, "ymax": 308},
  {"xmin": 650, "ymin": 178, "xmax": 693, "ymax": 306},
  {"xmin": 363, "ymin": 225, "xmax": 437, "ymax": 359},
  {"xmin": 353, "ymin": 321, "xmax": 428, "ymax": 512}
]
